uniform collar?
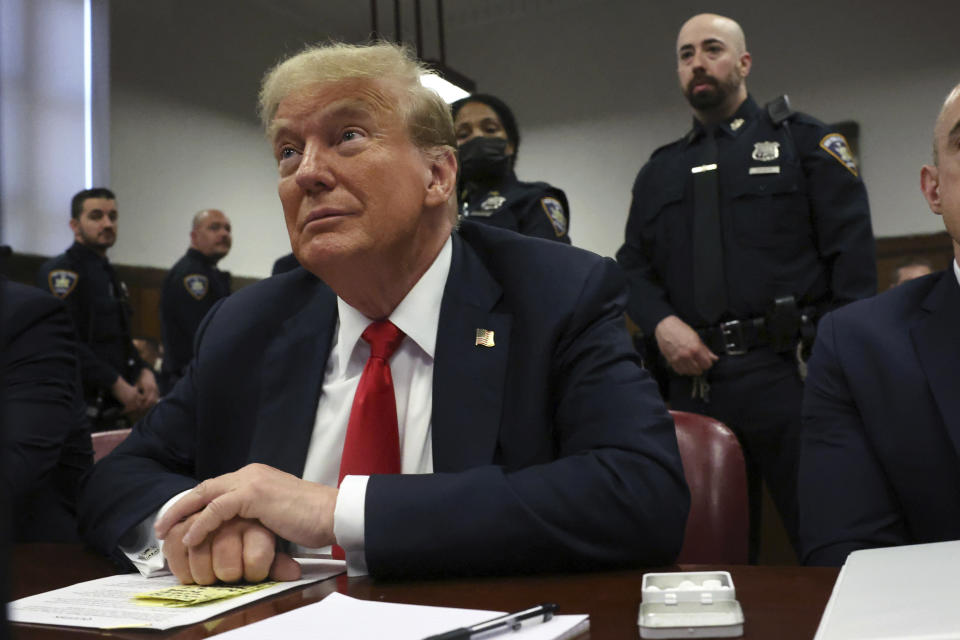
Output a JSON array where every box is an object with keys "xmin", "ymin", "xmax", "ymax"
[
  {"xmin": 461, "ymin": 168, "xmax": 519, "ymax": 201},
  {"xmin": 685, "ymin": 95, "xmax": 761, "ymax": 146},
  {"xmin": 335, "ymin": 234, "xmax": 452, "ymax": 365},
  {"xmin": 500, "ymin": 168, "xmax": 519, "ymax": 188},
  {"xmin": 187, "ymin": 247, "xmax": 220, "ymax": 267},
  {"xmin": 67, "ymin": 241, "xmax": 110, "ymax": 265}
]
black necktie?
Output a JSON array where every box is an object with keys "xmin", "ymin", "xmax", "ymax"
[{"xmin": 692, "ymin": 127, "xmax": 728, "ymax": 324}]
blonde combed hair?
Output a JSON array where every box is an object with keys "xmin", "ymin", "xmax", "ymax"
[{"xmin": 258, "ymin": 41, "xmax": 456, "ymax": 153}]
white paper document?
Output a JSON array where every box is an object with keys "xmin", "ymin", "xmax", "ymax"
[
  {"xmin": 8, "ymin": 558, "xmax": 345, "ymax": 630},
  {"xmin": 215, "ymin": 591, "xmax": 589, "ymax": 639},
  {"xmin": 815, "ymin": 540, "xmax": 960, "ymax": 639}
]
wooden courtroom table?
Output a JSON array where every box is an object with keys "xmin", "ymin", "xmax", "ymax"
[{"xmin": 9, "ymin": 545, "xmax": 838, "ymax": 639}]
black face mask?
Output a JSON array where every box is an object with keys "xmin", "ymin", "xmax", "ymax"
[{"xmin": 458, "ymin": 137, "xmax": 512, "ymax": 183}]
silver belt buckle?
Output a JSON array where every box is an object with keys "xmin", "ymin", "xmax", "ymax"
[{"xmin": 720, "ymin": 320, "xmax": 748, "ymax": 355}]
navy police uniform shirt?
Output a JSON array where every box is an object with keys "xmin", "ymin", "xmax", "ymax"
[
  {"xmin": 616, "ymin": 96, "xmax": 876, "ymax": 335},
  {"xmin": 460, "ymin": 169, "xmax": 571, "ymax": 244},
  {"xmin": 160, "ymin": 248, "xmax": 231, "ymax": 379},
  {"xmin": 36, "ymin": 242, "xmax": 145, "ymax": 404}
]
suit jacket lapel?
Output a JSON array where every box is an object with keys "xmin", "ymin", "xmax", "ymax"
[
  {"xmin": 431, "ymin": 233, "xmax": 512, "ymax": 472},
  {"xmin": 251, "ymin": 278, "xmax": 337, "ymax": 475},
  {"xmin": 911, "ymin": 270, "xmax": 960, "ymax": 456}
]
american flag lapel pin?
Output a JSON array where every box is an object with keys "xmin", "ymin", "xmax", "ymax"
[{"xmin": 475, "ymin": 328, "xmax": 495, "ymax": 347}]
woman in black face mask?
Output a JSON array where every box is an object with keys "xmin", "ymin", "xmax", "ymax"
[{"xmin": 451, "ymin": 94, "xmax": 571, "ymax": 243}]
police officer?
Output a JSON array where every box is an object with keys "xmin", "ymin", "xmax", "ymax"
[
  {"xmin": 160, "ymin": 209, "xmax": 232, "ymax": 391},
  {"xmin": 616, "ymin": 14, "xmax": 876, "ymax": 560},
  {"xmin": 452, "ymin": 94, "xmax": 571, "ymax": 243},
  {"xmin": 37, "ymin": 188, "xmax": 158, "ymax": 430}
]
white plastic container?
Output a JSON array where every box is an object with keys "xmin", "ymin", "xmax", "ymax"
[{"xmin": 638, "ymin": 571, "xmax": 744, "ymax": 638}]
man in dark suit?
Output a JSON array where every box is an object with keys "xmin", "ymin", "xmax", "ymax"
[
  {"xmin": 799, "ymin": 83, "xmax": 960, "ymax": 566},
  {"xmin": 2, "ymin": 280, "xmax": 93, "ymax": 542},
  {"xmin": 79, "ymin": 41, "xmax": 689, "ymax": 583}
]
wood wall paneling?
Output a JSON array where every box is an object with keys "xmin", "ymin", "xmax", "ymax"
[
  {"xmin": 5, "ymin": 231, "xmax": 954, "ymax": 340},
  {"xmin": 4, "ymin": 253, "xmax": 258, "ymax": 342},
  {"xmin": 875, "ymin": 231, "xmax": 953, "ymax": 291}
]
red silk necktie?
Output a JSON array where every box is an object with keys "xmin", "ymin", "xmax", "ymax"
[{"xmin": 333, "ymin": 320, "xmax": 405, "ymax": 560}]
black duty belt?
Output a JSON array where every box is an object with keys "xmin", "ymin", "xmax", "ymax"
[{"xmin": 697, "ymin": 317, "xmax": 769, "ymax": 356}]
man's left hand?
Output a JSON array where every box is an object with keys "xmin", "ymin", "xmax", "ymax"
[
  {"xmin": 154, "ymin": 463, "xmax": 338, "ymax": 551},
  {"xmin": 164, "ymin": 514, "xmax": 301, "ymax": 585}
]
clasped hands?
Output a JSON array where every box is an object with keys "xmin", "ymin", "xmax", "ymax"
[
  {"xmin": 112, "ymin": 368, "xmax": 159, "ymax": 417},
  {"xmin": 154, "ymin": 463, "xmax": 338, "ymax": 585}
]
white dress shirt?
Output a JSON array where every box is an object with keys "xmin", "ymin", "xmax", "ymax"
[
  {"xmin": 297, "ymin": 236, "xmax": 450, "ymax": 574},
  {"xmin": 122, "ymin": 236, "xmax": 450, "ymax": 578},
  {"xmin": 953, "ymin": 258, "xmax": 959, "ymax": 286}
]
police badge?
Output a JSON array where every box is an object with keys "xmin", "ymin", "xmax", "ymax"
[
  {"xmin": 183, "ymin": 274, "xmax": 209, "ymax": 300},
  {"xmin": 480, "ymin": 194, "xmax": 507, "ymax": 211},
  {"xmin": 465, "ymin": 193, "xmax": 506, "ymax": 218},
  {"xmin": 48, "ymin": 270, "xmax": 78, "ymax": 299},
  {"xmin": 751, "ymin": 141, "xmax": 780, "ymax": 162}
]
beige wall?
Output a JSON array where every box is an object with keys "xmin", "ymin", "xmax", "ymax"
[
  {"xmin": 445, "ymin": 0, "xmax": 959, "ymax": 258},
  {"xmin": 7, "ymin": 0, "xmax": 957, "ymax": 275}
]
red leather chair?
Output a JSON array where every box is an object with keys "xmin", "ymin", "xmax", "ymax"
[
  {"xmin": 670, "ymin": 410, "xmax": 749, "ymax": 564},
  {"xmin": 91, "ymin": 428, "xmax": 132, "ymax": 462}
]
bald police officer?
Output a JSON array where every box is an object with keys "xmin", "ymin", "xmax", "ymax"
[
  {"xmin": 160, "ymin": 209, "xmax": 232, "ymax": 391},
  {"xmin": 616, "ymin": 14, "xmax": 876, "ymax": 559},
  {"xmin": 37, "ymin": 188, "xmax": 158, "ymax": 430}
]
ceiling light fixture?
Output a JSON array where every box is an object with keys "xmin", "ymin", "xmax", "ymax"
[{"xmin": 370, "ymin": 0, "xmax": 476, "ymax": 103}]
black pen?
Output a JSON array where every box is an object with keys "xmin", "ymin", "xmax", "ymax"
[{"xmin": 423, "ymin": 603, "xmax": 558, "ymax": 640}]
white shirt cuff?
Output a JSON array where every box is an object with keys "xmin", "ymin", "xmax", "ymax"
[
  {"xmin": 334, "ymin": 474, "xmax": 369, "ymax": 576},
  {"xmin": 119, "ymin": 489, "xmax": 192, "ymax": 578}
]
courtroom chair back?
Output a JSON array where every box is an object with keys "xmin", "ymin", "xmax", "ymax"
[
  {"xmin": 670, "ymin": 410, "xmax": 749, "ymax": 564},
  {"xmin": 91, "ymin": 428, "xmax": 131, "ymax": 462}
]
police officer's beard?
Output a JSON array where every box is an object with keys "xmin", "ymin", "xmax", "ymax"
[
  {"xmin": 80, "ymin": 228, "xmax": 115, "ymax": 251},
  {"xmin": 458, "ymin": 136, "xmax": 512, "ymax": 186},
  {"xmin": 685, "ymin": 71, "xmax": 742, "ymax": 112}
]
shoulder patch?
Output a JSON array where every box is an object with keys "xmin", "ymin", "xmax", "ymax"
[
  {"xmin": 47, "ymin": 270, "xmax": 78, "ymax": 299},
  {"xmin": 183, "ymin": 274, "xmax": 209, "ymax": 300},
  {"xmin": 819, "ymin": 133, "xmax": 859, "ymax": 177},
  {"xmin": 540, "ymin": 197, "xmax": 567, "ymax": 237}
]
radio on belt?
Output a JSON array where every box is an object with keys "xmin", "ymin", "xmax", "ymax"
[{"xmin": 638, "ymin": 571, "xmax": 744, "ymax": 638}]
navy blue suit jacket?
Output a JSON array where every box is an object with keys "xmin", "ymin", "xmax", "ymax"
[
  {"xmin": 799, "ymin": 269, "xmax": 960, "ymax": 566},
  {"xmin": 79, "ymin": 222, "xmax": 689, "ymax": 577}
]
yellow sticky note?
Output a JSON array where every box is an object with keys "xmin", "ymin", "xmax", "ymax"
[{"xmin": 133, "ymin": 582, "xmax": 276, "ymax": 608}]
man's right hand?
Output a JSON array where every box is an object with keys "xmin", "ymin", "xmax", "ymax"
[
  {"xmin": 654, "ymin": 315, "xmax": 719, "ymax": 376},
  {"xmin": 163, "ymin": 513, "xmax": 301, "ymax": 585},
  {"xmin": 110, "ymin": 376, "xmax": 144, "ymax": 414},
  {"xmin": 156, "ymin": 464, "xmax": 338, "ymax": 552}
]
